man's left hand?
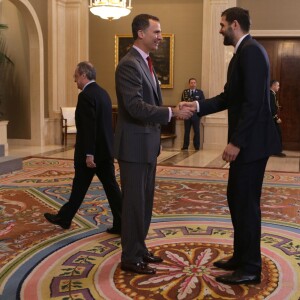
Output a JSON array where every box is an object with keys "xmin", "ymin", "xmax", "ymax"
[
  {"xmin": 222, "ymin": 143, "xmax": 240, "ymax": 162},
  {"xmin": 86, "ymin": 155, "xmax": 96, "ymax": 168}
]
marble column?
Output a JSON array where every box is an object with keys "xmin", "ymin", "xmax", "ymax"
[
  {"xmin": 47, "ymin": 0, "xmax": 89, "ymax": 144},
  {"xmin": 201, "ymin": 0, "xmax": 236, "ymax": 150}
]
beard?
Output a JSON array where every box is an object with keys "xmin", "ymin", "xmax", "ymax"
[{"xmin": 223, "ymin": 27, "xmax": 234, "ymax": 46}]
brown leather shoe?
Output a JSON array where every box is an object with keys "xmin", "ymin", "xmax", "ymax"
[
  {"xmin": 44, "ymin": 213, "xmax": 71, "ymax": 229},
  {"xmin": 143, "ymin": 251, "xmax": 163, "ymax": 263},
  {"xmin": 213, "ymin": 258, "xmax": 239, "ymax": 270},
  {"xmin": 216, "ymin": 270, "xmax": 261, "ymax": 285},
  {"xmin": 121, "ymin": 261, "xmax": 156, "ymax": 274}
]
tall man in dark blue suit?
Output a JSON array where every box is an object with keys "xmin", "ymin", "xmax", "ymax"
[
  {"xmin": 182, "ymin": 7, "xmax": 281, "ymax": 284},
  {"xmin": 44, "ymin": 62, "xmax": 122, "ymax": 234}
]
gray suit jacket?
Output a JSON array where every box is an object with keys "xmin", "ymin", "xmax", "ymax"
[{"xmin": 114, "ymin": 47, "xmax": 169, "ymax": 163}]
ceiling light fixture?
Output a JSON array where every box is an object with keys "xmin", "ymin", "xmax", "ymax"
[{"xmin": 89, "ymin": 0, "xmax": 132, "ymax": 21}]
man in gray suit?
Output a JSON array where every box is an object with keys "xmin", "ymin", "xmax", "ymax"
[{"xmin": 115, "ymin": 14, "xmax": 193, "ymax": 275}]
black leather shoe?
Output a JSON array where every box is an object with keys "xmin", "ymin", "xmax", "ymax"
[
  {"xmin": 181, "ymin": 147, "xmax": 188, "ymax": 150},
  {"xmin": 121, "ymin": 261, "xmax": 156, "ymax": 274},
  {"xmin": 213, "ymin": 258, "xmax": 239, "ymax": 270},
  {"xmin": 106, "ymin": 227, "xmax": 121, "ymax": 234},
  {"xmin": 216, "ymin": 270, "xmax": 261, "ymax": 285},
  {"xmin": 143, "ymin": 251, "xmax": 163, "ymax": 263},
  {"xmin": 44, "ymin": 213, "xmax": 71, "ymax": 229},
  {"xmin": 273, "ymin": 152, "xmax": 286, "ymax": 157},
  {"xmin": 195, "ymin": 148, "xmax": 200, "ymax": 151}
]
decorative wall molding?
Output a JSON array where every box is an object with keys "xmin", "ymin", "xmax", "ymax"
[{"xmin": 251, "ymin": 30, "xmax": 300, "ymax": 37}]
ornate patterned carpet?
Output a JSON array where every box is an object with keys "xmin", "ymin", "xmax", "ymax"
[{"xmin": 0, "ymin": 158, "xmax": 299, "ymax": 299}]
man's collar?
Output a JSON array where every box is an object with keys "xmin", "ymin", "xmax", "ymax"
[
  {"xmin": 82, "ymin": 80, "xmax": 95, "ymax": 91},
  {"xmin": 133, "ymin": 45, "xmax": 149, "ymax": 60},
  {"xmin": 234, "ymin": 33, "xmax": 250, "ymax": 53}
]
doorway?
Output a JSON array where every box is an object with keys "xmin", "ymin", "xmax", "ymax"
[{"xmin": 256, "ymin": 37, "xmax": 300, "ymax": 151}]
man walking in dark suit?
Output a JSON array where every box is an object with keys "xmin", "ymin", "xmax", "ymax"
[
  {"xmin": 181, "ymin": 7, "xmax": 281, "ymax": 284},
  {"xmin": 181, "ymin": 78, "xmax": 205, "ymax": 150},
  {"xmin": 115, "ymin": 14, "xmax": 193, "ymax": 275},
  {"xmin": 44, "ymin": 61, "xmax": 122, "ymax": 234}
]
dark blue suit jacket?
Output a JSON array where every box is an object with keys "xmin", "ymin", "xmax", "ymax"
[
  {"xmin": 197, "ymin": 35, "xmax": 281, "ymax": 163},
  {"xmin": 74, "ymin": 82, "xmax": 114, "ymax": 166}
]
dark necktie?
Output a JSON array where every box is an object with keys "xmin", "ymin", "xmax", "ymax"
[
  {"xmin": 190, "ymin": 90, "xmax": 194, "ymax": 98},
  {"xmin": 147, "ymin": 56, "xmax": 154, "ymax": 74}
]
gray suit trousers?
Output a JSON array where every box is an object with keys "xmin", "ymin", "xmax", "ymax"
[{"xmin": 118, "ymin": 159, "xmax": 156, "ymax": 263}]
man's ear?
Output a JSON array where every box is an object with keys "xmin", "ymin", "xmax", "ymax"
[
  {"xmin": 232, "ymin": 20, "xmax": 239, "ymax": 30},
  {"xmin": 137, "ymin": 30, "xmax": 144, "ymax": 39}
]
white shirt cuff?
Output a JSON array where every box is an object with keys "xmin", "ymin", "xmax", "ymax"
[
  {"xmin": 195, "ymin": 101, "xmax": 200, "ymax": 112},
  {"xmin": 168, "ymin": 107, "xmax": 172, "ymax": 122}
]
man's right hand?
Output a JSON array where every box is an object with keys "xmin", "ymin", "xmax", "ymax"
[
  {"xmin": 179, "ymin": 101, "xmax": 198, "ymax": 112},
  {"xmin": 172, "ymin": 104, "xmax": 194, "ymax": 120}
]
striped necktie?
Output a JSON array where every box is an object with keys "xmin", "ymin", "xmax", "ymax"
[{"xmin": 147, "ymin": 56, "xmax": 154, "ymax": 74}]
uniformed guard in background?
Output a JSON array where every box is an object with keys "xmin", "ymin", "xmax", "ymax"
[{"xmin": 181, "ymin": 78, "xmax": 205, "ymax": 150}]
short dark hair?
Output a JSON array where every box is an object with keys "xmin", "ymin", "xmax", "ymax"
[
  {"xmin": 221, "ymin": 7, "xmax": 251, "ymax": 33},
  {"xmin": 132, "ymin": 14, "xmax": 160, "ymax": 40},
  {"xmin": 189, "ymin": 78, "xmax": 197, "ymax": 83},
  {"xmin": 270, "ymin": 80, "xmax": 279, "ymax": 87},
  {"xmin": 77, "ymin": 61, "xmax": 96, "ymax": 80}
]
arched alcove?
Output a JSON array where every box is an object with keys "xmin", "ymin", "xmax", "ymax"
[{"xmin": 6, "ymin": 0, "xmax": 44, "ymax": 146}]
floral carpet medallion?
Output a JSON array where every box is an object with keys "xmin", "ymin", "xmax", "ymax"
[
  {"xmin": 21, "ymin": 221, "xmax": 299, "ymax": 300},
  {"xmin": 114, "ymin": 242, "xmax": 277, "ymax": 300}
]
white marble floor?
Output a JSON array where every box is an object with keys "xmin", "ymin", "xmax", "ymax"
[
  {"xmin": 163, "ymin": 148, "xmax": 300, "ymax": 172},
  {"xmin": 6, "ymin": 144, "xmax": 300, "ymax": 172}
]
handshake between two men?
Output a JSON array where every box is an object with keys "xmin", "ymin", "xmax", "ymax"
[
  {"xmin": 170, "ymin": 100, "xmax": 240, "ymax": 163},
  {"xmin": 171, "ymin": 101, "xmax": 198, "ymax": 120}
]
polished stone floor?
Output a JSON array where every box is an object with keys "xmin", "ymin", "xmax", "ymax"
[{"xmin": 7, "ymin": 143, "xmax": 300, "ymax": 172}]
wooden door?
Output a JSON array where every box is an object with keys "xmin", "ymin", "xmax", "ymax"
[{"xmin": 256, "ymin": 38, "xmax": 300, "ymax": 151}]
